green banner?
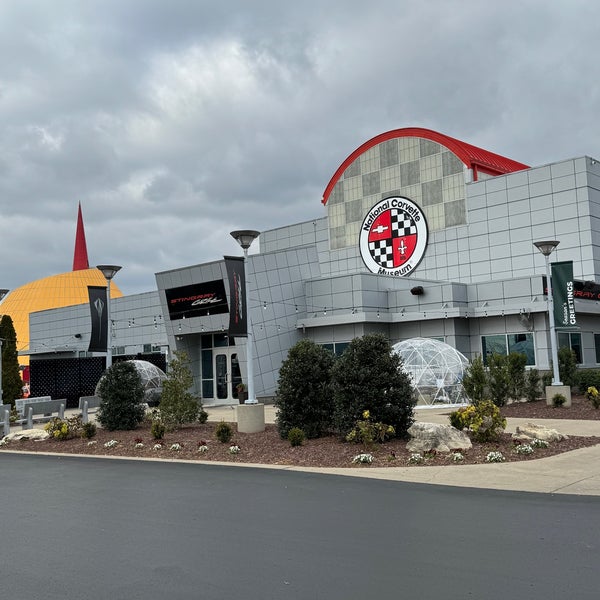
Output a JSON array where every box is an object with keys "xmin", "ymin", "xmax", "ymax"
[{"xmin": 551, "ymin": 261, "xmax": 577, "ymax": 329}]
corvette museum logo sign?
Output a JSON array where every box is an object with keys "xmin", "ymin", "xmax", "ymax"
[{"xmin": 359, "ymin": 196, "xmax": 428, "ymax": 277}]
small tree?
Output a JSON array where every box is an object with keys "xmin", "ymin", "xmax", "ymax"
[
  {"xmin": 159, "ymin": 351, "xmax": 203, "ymax": 428},
  {"xmin": 461, "ymin": 354, "xmax": 487, "ymax": 404},
  {"xmin": 0, "ymin": 315, "xmax": 23, "ymax": 406},
  {"xmin": 275, "ymin": 339, "xmax": 335, "ymax": 439},
  {"xmin": 558, "ymin": 346, "xmax": 578, "ymax": 388},
  {"xmin": 524, "ymin": 368, "xmax": 541, "ymax": 402},
  {"xmin": 97, "ymin": 361, "xmax": 145, "ymax": 431},
  {"xmin": 507, "ymin": 352, "xmax": 527, "ymax": 401},
  {"xmin": 487, "ymin": 353, "xmax": 510, "ymax": 407},
  {"xmin": 332, "ymin": 334, "xmax": 415, "ymax": 438}
]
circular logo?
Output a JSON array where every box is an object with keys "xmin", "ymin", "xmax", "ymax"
[{"xmin": 359, "ymin": 196, "xmax": 428, "ymax": 276}]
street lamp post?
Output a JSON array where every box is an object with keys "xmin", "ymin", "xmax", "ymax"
[
  {"xmin": 533, "ymin": 241, "xmax": 562, "ymax": 385},
  {"xmin": 96, "ymin": 265, "xmax": 121, "ymax": 369},
  {"xmin": 230, "ymin": 230, "xmax": 260, "ymax": 404}
]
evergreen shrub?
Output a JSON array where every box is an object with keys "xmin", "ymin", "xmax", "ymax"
[
  {"xmin": 332, "ymin": 334, "xmax": 415, "ymax": 438},
  {"xmin": 215, "ymin": 421, "xmax": 233, "ymax": 444},
  {"xmin": 287, "ymin": 427, "xmax": 305, "ymax": 447},
  {"xmin": 275, "ymin": 339, "xmax": 335, "ymax": 439},
  {"xmin": 97, "ymin": 361, "xmax": 146, "ymax": 431}
]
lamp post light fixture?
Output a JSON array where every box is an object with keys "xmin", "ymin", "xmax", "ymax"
[
  {"xmin": 230, "ymin": 230, "xmax": 260, "ymax": 404},
  {"xmin": 533, "ymin": 240, "xmax": 562, "ymax": 385},
  {"xmin": 96, "ymin": 265, "xmax": 122, "ymax": 369}
]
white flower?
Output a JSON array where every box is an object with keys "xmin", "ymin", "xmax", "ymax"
[
  {"xmin": 229, "ymin": 445, "xmax": 241, "ymax": 454},
  {"xmin": 135, "ymin": 443, "xmax": 144, "ymax": 449},
  {"xmin": 104, "ymin": 439, "xmax": 118, "ymax": 448},
  {"xmin": 352, "ymin": 453, "xmax": 373, "ymax": 464},
  {"xmin": 408, "ymin": 453, "xmax": 424, "ymax": 465},
  {"xmin": 451, "ymin": 452, "xmax": 465, "ymax": 462},
  {"xmin": 198, "ymin": 445, "xmax": 209, "ymax": 453},
  {"xmin": 153, "ymin": 443, "xmax": 163, "ymax": 450},
  {"xmin": 87, "ymin": 440, "xmax": 97, "ymax": 446},
  {"xmin": 531, "ymin": 438, "xmax": 549, "ymax": 448},
  {"xmin": 485, "ymin": 451, "xmax": 505, "ymax": 463},
  {"xmin": 170, "ymin": 443, "xmax": 182, "ymax": 451},
  {"xmin": 515, "ymin": 444, "xmax": 534, "ymax": 455}
]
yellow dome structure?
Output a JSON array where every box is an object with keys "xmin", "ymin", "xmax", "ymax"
[
  {"xmin": 0, "ymin": 269, "xmax": 123, "ymax": 365},
  {"xmin": 0, "ymin": 204, "xmax": 122, "ymax": 370}
]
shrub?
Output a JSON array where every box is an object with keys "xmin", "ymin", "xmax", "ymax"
[
  {"xmin": 275, "ymin": 339, "xmax": 335, "ymax": 439},
  {"xmin": 332, "ymin": 334, "xmax": 415, "ymax": 438},
  {"xmin": 552, "ymin": 393, "xmax": 566, "ymax": 407},
  {"xmin": 524, "ymin": 368, "xmax": 541, "ymax": 402},
  {"xmin": 215, "ymin": 421, "xmax": 233, "ymax": 444},
  {"xmin": 0, "ymin": 315, "xmax": 22, "ymax": 407},
  {"xmin": 487, "ymin": 353, "xmax": 510, "ymax": 407},
  {"xmin": 44, "ymin": 415, "xmax": 83, "ymax": 440},
  {"xmin": 461, "ymin": 354, "xmax": 487, "ymax": 404},
  {"xmin": 577, "ymin": 369, "xmax": 600, "ymax": 393},
  {"xmin": 159, "ymin": 351, "xmax": 204, "ymax": 429},
  {"xmin": 97, "ymin": 361, "xmax": 146, "ymax": 431},
  {"xmin": 541, "ymin": 372, "xmax": 553, "ymax": 388},
  {"xmin": 151, "ymin": 420, "xmax": 165, "ymax": 440},
  {"xmin": 449, "ymin": 400, "xmax": 506, "ymax": 442},
  {"xmin": 81, "ymin": 422, "xmax": 97, "ymax": 439},
  {"xmin": 345, "ymin": 410, "xmax": 395, "ymax": 447},
  {"xmin": 287, "ymin": 427, "xmax": 305, "ymax": 447},
  {"xmin": 585, "ymin": 386, "xmax": 600, "ymax": 409},
  {"xmin": 507, "ymin": 352, "xmax": 527, "ymax": 401},
  {"xmin": 45, "ymin": 417, "xmax": 71, "ymax": 440},
  {"xmin": 558, "ymin": 346, "xmax": 578, "ymax": 387}
]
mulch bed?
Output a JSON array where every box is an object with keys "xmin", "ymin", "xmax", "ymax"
[{"xmin": 2, "ymin": 406, "xmax": 599, "ymax": 468}]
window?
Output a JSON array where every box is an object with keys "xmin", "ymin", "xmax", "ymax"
[
  {"xmin": 558, "ymin": 332, "xmax": 582, "ymax": 364},
  {"xmin": 481, "ymin": 333, "xmax": 535, "ymax": 366},
  {"xmin": 321, "ymin": 342, "xmax": 350, "ymax": 357},
  {"xmin": 595, "ymin": 334, "xmax": 600, "ymax": 363}
]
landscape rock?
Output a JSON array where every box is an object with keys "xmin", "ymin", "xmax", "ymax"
[
  {"xmin": 513, "ymin": 422, "xmax": 568, "ymax": 443},
  {"xmin": 1, "ymin": 429, "xmax": 50, "ymax": 443},
  {"xmin": 406, "ymin": 422, "xmax": 472, "ymax": 453}
]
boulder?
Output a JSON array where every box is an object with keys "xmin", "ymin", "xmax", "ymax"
[
  {"xmin": 1, "ymin": 429, "xmax": 50, "ymax": 443},
  {"xmin": 406, "ymin": 422, "xmax": 472, "ymax": 453},
  {"xmin": 513, "ymin": 422, "xmax": 568, "ymax": 443}
]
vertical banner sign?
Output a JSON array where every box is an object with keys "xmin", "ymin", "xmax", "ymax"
[
  {"xmin": 551, "ymin": 261, "xmax": 577, "ymax": 329},
  {"xmin": 224, "ymin": 256, "xmax": 247, "ymax": 336},
  {"xmin": 88, "ymin": 286, "xmax": 108, "ymax": 352}
]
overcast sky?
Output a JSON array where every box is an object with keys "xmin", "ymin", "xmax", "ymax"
[{"xmin": 1, "ymin": 0, "xmax": 598, "ymax": 295}]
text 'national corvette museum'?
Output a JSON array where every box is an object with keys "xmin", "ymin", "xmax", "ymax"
[{"xmin": 21, "ymin": 127, "xmax": 600, "ymax": 407}]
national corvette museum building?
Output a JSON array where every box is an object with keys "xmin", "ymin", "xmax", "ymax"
[{"xmin": 25, "ymin": 127, "xmax": 600, "ymax": 405}]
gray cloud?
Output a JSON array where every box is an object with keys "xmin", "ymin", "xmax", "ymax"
[{"xmin": 1, "ymin": 0, "xmax": 599, "ymax": 295}]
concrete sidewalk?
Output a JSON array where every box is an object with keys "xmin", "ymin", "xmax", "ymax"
[{"xmin": 204, "ymin": 403, "xmax": 600, "ymax": 496}]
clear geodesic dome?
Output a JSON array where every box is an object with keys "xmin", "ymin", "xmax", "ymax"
[
  {"xmin": 392, "ymin": 338, "xmax": 469, "ymax": 405},
  {"xmin": 96, "ymin": 360, "xmax": 167, "ymax": 405}
]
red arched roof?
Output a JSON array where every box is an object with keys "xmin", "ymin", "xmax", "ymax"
[{"xmin": 322, "ymin": 127, "xmax": 529, "ymax": 205}]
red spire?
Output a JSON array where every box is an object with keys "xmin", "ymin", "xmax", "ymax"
[{"xmin": 72, "ymin": 202, "xmax": 90, "ymax": 271}]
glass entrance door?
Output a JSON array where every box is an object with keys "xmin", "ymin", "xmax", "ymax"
[{"xmin": 213, "ymin": 349, "xmax": 243, "ymax": 402}]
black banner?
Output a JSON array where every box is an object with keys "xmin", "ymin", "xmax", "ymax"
[
  {"xmin": 165, "ymin": 280, "xmax": 228, "ymax": 320},
  {"xmin": 552, "ymin": 261, "xmax": 577, "ymax": 329},
  {"xmin": 88, "ymin": 286, "xmax": 108, "ymax": 352},
  {"xmin": 224, "ymin": 256, "xmax": 247, "ymax": 336}
]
